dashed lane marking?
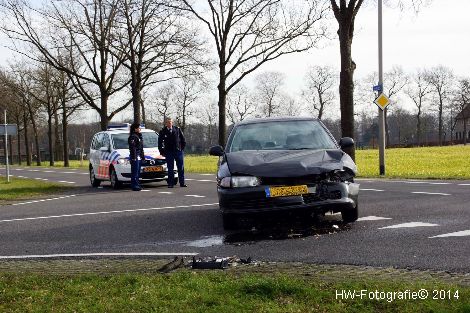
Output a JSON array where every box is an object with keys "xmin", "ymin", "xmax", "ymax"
[
  {"xmin": 158, "ymin": 192, "xmax": 173, "ymax": 194},
  {"xmin": 0, "ymin": 252, "xmax": 199, "ymax": 260},
  {"xmin": 12, "ymin": 195, "xmax": 78, "ymax": 206},
  {"xmin": 185, "ymin": 195, "xmax": 206, "ymax": 198},
  {"xmin": 429, "ymin": 230, "xmax": 470, "ymax": 238},
  {"xmin": 58, "ymin": 181, "xmax": 76, "ymax": 184},
  {"xmin": 196, "ymin": 179, "xmax": 214, "ymax": 182},
  {"xmin": 357, "ymin": 216, "xmax": 392, "ymax": 221},
  {"xmin": 458, "ymin": 184, "xmax": 470, "ymax": 186},
  {"xmin": 360, "ymin": 188, "xmax": 384, "ymax": 192},
  {"xmin": 379, "ymin": 222, "xmax": 439, "ymax": 229},
  {"xmin": 411, "ymin": 192, "xmax": 451, "ymax": 196},
  {"xmin": 0, "ymin": 202, "xmax": 218, "ymax": 223}
]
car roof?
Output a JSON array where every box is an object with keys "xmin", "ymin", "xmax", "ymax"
[
  {"xmin": 100, "ymin": 128, "xmax": 156, "ymax": 134},
  {"xmin": 234, "ymin": 116, "xmax": 319, "ymax": 126}
]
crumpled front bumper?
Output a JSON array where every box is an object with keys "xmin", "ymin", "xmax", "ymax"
[{"xmin": 218, "ymin": 181, "xmax": 359, "ymax": 215}]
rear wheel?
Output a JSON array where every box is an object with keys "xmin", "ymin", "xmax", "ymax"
[
  {"xmin": 110, "ymin": 168, "xmax": 122, "ymax": 190},
  {"xmin": 341, "ymin": 206, "xmax": 358, "ymax": 223},
  {"xmin": 90, "ymin": 166, "xmax": 101, "ymax": 187}
]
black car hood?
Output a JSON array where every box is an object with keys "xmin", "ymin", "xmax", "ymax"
[{"xmin": 225, "ymin": 149, "xmax": 357, "ymax": 177}]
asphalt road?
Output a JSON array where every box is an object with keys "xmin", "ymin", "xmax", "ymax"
[{"xmin": 1, "ymin": 165, "xmax": 469, "ymax": 272}]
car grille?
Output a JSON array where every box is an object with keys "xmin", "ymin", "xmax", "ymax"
[{"xmin": 142, "ymin": 159, "xmax": 166, "ymax": 166}]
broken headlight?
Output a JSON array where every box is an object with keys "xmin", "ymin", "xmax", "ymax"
[{"xmin": 218, "ymin": 176, "xmax": 261, "ymax": 188}]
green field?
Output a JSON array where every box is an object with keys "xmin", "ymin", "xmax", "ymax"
[
  {"xmin": 0, "ymin": 270, "xmax": 468, "ymax": 313},
  {"xmin": 0, "ymin": 177, "xmax": 70, "ymax": 201},
  {"xmin": 5, "ymin": 145, "xmax": 470, "ymax": 180}
]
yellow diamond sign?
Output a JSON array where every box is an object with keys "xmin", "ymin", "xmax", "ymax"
[{"xmin": 374, "ymin": 93, "xmax": 390, "ymax": 110}]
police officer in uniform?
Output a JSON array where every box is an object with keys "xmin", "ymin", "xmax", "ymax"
[
  {"xmin": 158, "ymin": 117, "xmax": 187, "ymax": 188},
  {"xmin": 128, "ymin": 122, "xmax": 145, "ymax": 191}
]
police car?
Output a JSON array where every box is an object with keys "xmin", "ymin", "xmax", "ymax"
[{"xmin": 89, "ymin": 124, "xmax": 177, "ymax": 189}]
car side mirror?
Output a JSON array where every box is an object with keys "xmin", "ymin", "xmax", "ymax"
[
  {"xmin": 99, "ymin": 146, "xmax": 109, "ymax": 152},
  {"xmin": 209, "ymin": 145, "xmax": 225, "ymax": 156},
  {"xmin": 339, "ymin": 137, "xmax": 354, "ymax": 150}
]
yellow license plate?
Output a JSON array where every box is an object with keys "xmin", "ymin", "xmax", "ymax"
[
  {"xmin": 265, "ymin": 185, "xmax": 308, "ymax": 198},
  {"xmin": 143, "ymin": 166, "xmax": 163, "ymax": 172}
]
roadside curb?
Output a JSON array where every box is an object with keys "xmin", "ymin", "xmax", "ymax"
[{"xmin": 0, "ymin": 258, "xmax": 468, "ymax": 286}]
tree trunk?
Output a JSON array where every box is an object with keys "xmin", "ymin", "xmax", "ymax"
[
  {"xmin": 27, "ymin": 103, "xmax": 41, "ymax": 165},
  {"xmin": 62, "ymin": 107, "xmax": 70, "ymax": 167},
  {"xmin": 141, "ymin": 99, "xmax": 146, "ymax": 125},
  {"xmin": 416, "ymin": 109, "xmax": 422, "ymax": 146},
  {"xmin": 438, "ymin": 94, "xmax": 443, "ymax": 146},
  {"xmin": 47, "ymin": 113, "xmax": 54, "ymax": 166},
  {"xmin": 17, "ymin": 128, "xmax": 21, "ymax": 165},
  {"xmin": 218, "ymin": 66, "xmax": 227, "ymax": 147},
  {"xmin": 54, "ymin": 107, "xmax": 62, "ymax": 161},
  {"xmin": 23, "ymin": 110, "xmax": 31, "ymax": 166},
  {"xmin": 338, "ymin": 26, "xmax": 356, "ymax": 160},
  {"xmin": 99, "ymin": 94, "xmax": 110, "ymax": 131}
]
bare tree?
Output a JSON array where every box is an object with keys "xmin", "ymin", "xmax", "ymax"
[
  {"xmin": 227, "ymin": 84, "xmax": 256, "ymax": 123},
  {"xmin": 452, "ymin": 78, "xmax": 470, "ymax": 145},
  {"xmin": 255, "ymin": 71, "xmax": 285, "ymax": 117},
  {"xmin": 174, "ymin": 76, "xmax": 205, "ymax": 133},
  {"xmin": 330, "ymin": 0, "xmax": 430, "ymax": 159},
  {"xmin": 152, "ymin": 83, "xmax": 176, "ymax": 126},
  {"xmin": 1, "ymin": 0, "xmax": 132, "ymax": 130},
  {"xmin": 302, "ymin": 65, "xmax": 336, "ymax": 119},
  {"xmin": 113, "ymin": 0, "xmax": 207, "ymax": 124},
  {"xmin": 405, "ymin": 69, "xmax": 432, "ymax": 146},
  {"xmin": 425, "ymin": 65, "xmax": 454, "ymax": 145},
  {"xmin": 177, "ymin": 0, "xmax": 328, "ymax": 146}
]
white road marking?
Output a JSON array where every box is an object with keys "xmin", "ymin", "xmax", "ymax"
[
  {"xmin": 185, "ymin": 178, "xmax": 195, "ymax": 181},
  {"xmin": 357, "ymin": 216, "xmax": 392, "ymax": 221},
  {"xmin": 360, "ymin": 188, "xmax": 384, "ymax": 192},
  {"xmin": 15, "ymin": 169, "xmax": 23, "ymax": 171},
  {"xmin": 12, "ymin": 195, "xmax": 78, "ymax": 206},
  {"xmin": 429, "ymin": 182, "xmax": 452, "ymax": 185},
  {"xmin": 0, "ymin": 252, "xmax": 199, "ymax": 260},
  {"xmin": 197, "ymin": 179, "xmax": 214, "ymax": 182},
  {"xmin": 411, "ymin": 192, "xmax": 451, "ymax": 196},
  {"xmin": 34, "ymin": 178, "xmax": 42, "ymax": 180},
  {"xmin": 58, "ymin": 181, "xmax": 76, "ymax": 184},
  {"xmin": 158, "ymin": 192, "xmax": 173, "ymax": 194},
  {"xmin": 458, "ymin": 183, "xmax": 470, "ymax": 186},
  {"xmin": 141, "ymin": 190, "xmax": 150, "ymax": 192},
  {"xmin": 63, "ymin": 171, "xmax": 78, "ymax": 174},
  {"xmin": 1, "ymin": 203, "xmax": 218, "ymax": 223},
  {"xmin": 185, "ymin": 195, "xmax": 206, "ymax": 198},
  {"xmin": 44, "ymin": 170, "xmax": 56, "ymax": 173},
  {"xmin": 379, "ymin": 222, "xmax": 439, "ymax": 229},
  {"xmin": 29, "ymin": 170, "xmax": 40, "ymax": 172},
  {"xmin": 429, "ymin": 230, "xmax": 470, "ymax": 238}
]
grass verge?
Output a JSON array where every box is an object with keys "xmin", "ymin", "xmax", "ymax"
[
  {"xmin": 0, "ymin": 177, "xmax": 70, "ymax": 201},
  {"xmin": 0, "ymin": 268, "xmax": 468, "ymax": 313},
  {"xmin": 5, "ymin": 145, "xmax": 470, "ymax": 179}
]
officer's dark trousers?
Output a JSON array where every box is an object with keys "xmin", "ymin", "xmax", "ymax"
[
  {"xmin": 166, "ymin": 150, "xmax": 184, "ymax": 186},
  {"xmin": 130, "ymin": 159, "xmax": 141, "ymax": 189}
]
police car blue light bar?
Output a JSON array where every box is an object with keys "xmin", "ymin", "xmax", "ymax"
[{"xmin": 107, "ymin": 123, "xmax": 146, "ymax": 130}]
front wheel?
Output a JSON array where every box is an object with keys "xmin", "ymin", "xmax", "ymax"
[
  {"xmin": 222, "ymin": 213, "xmax": 238, "ymax": 230},
  {"xmin": 90, "ymin": 166, "xmax": 101, "ymax": 187},
  {"xmin": 341, "ymin": 205, "xmax": 358, "ymax": 223},
  {"xmin": 110, "ymin": 168, "xmax": 122, "ymax": 190}
]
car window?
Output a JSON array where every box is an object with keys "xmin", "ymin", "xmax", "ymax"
[
  {"xmin": 111, "ymin": 132, "xmax": 159, "ymax": 149},
  {"xmin": 102, "ymin": 134, "xmax": 110, "ymax": 149},
  {"xmin": 228, "ymin": 120, "xmax": 337, "ymax": 152},
  {"xmin": 92, "ymin": 133, "xmax": 103, "ymax": 150}
]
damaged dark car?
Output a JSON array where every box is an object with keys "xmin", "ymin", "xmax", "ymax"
[{"xmin": 209, "ymin": 117, "xmax": 360, "ymax": 230}]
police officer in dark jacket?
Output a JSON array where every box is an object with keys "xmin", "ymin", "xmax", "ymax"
[
  {"xmin": 128, "ymin": 122, "xmax": 145, "ymax": 191},
  {"xmin": 158, "ymin": 118, "xmax": 187, "ymax": 188}
]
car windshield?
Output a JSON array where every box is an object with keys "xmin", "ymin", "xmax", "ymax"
[
  {"xmin": 111, "ymin": 132, "xmax": 159, "ymax": 149},
  {"xmin": 228, "ymin": 120, "xmax": 337, "ymax": 152}
]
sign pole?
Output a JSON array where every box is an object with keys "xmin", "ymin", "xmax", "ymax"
[
  {"xmin": 4, "ymin": 110, "xmax": 10, "ymax": 182},
  {"xmin": 378, "ymin": 0, "xmax": 386, "ymax": 175}
]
